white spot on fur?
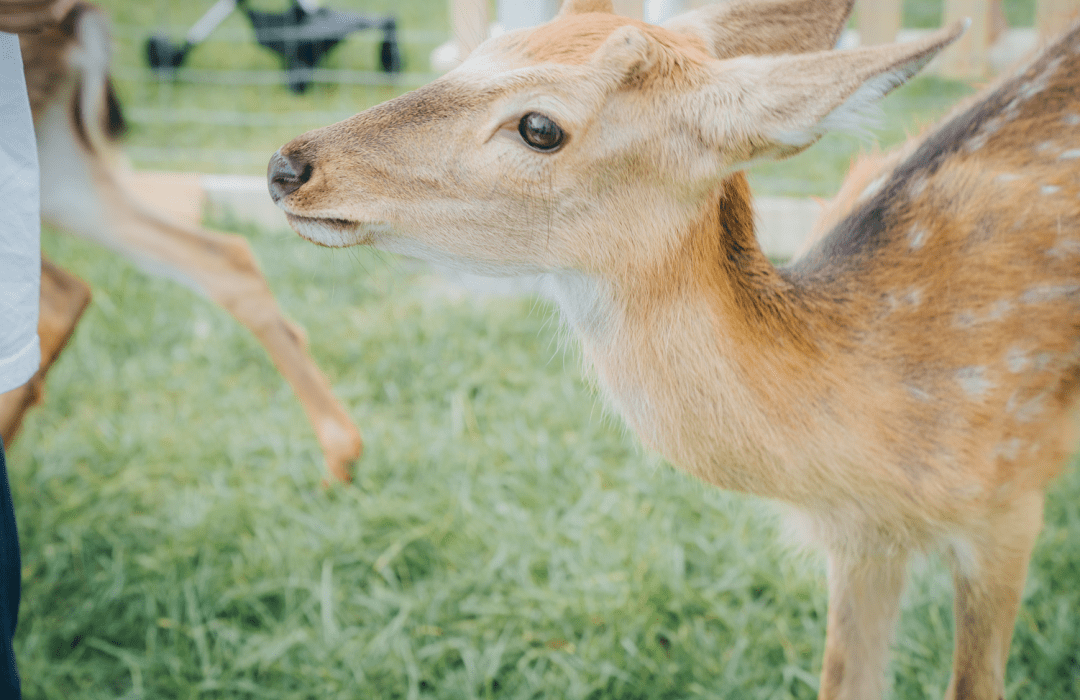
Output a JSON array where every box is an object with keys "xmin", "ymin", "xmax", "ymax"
[
  {"xmin": 1006, "ymin": 348, "xmax": 1031, "ymax": 373},
  {"xmin": 1007, "ymin": 391, "xmax": 1048, "ymax": 422},
  {"xmin": 987, "ymin": 300, "xmax": 1012, "ymax": 320},
  {"xmin": 995, "ymin": 173, "xmax": 1022, "ymax": 184},
  {"xmin": 1019, "ymin": 56, "xmax": 1063, "ymax": 102},
  {"xmin": 1034, "ymin": 352, "xmax": 1057, "ymax": 371},
  {"xmin": 966, "ymin": 115, "xmax": 1007, "ymax": 152},
  {"xmin": 859, "ymin": 174, "xmax": 889, "ymax": 202},
  {"xmin": 1016, "ymin": 399, "xmax": 1046, "ymax": 422},
  {"xmin": 908, "ymin": 174, "xmax": 929, "ymax": 198},
  {"xmin": 908, "ymin": 225, "xmax": 928, "ymax": 250},
  {"xmin": 956, "ymin": 366, "xmax": 993, "ymax": 398},
  {"xmin": 954, "ymin": 311, "xmax": 977, "ymax": 328},
  {"xmin": 1042, "ymin": 185, "xmax": 1062, "ymax": 195},
  {"xmin": 1019, "ymin": 82, "xmax": 1044, "ymax": 101},
  {"xmin": 1036, "ymin": 141, "xmax": 1060, "ymax": 155},
  {"xmin": 883, "ymin": 287, "xmax": 924, "ymax": 313},
  {"xmin": 966, "ymin": 132, "xmax": 989, "ymax": 152},
  {"xmin": 955, "ymin": 300, "xmax": 1013, "ymax": 329},
  {"xmin": 1064, "ymin": 113, "xmax": 1080, "ymax": 126},
  {"xmin": 1059, "ymin": 149, "xmax": 1080, "ymax": 160},
  {"xmin": 994, "ymin": 438, "xmax": 1023, "ymax": 461},
  {"xmin": 1048, "ymin": 240, "xmax": 1080, "ymax": 258},
  {"xmin": 907, "ymin": 385, "xmax": 933, "ymax": 402},
  {"xmin": 1021, "ymin": 284, "xmax": 1080, "ymax": 304}
]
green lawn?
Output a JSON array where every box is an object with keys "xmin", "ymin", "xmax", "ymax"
[
  {"xmin": 10, "ymin": 0, "xmax": 1079, "ymax": 698},
  {"xmin": 17, "ymin": 221, "xmax": 1080, "ymax": 699}
]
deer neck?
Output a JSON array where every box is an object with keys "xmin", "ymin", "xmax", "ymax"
[{"xmin": 546, "ymin": 173, "xmax": 860, "ymax": 501}]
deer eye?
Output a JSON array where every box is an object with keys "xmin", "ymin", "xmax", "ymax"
[{"xmin": 518, "ymin": 112, "xmax": 564, "ymax": 152}]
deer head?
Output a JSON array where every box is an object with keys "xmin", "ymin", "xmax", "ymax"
[{"xmin": 269, "ymin": 0, "xmax": 961, "ymax": 283}]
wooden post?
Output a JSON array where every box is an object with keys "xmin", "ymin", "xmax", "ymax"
[
  {"xmin": 938, "ymin": 0, "xmax": 999, "ymax": 80},
  {"xmin": 451, "ymin": 0, "xmax": 489, "ymax": 60},
  {"xmin": 612, "ymin": 0, "xmax": 644, "ymax": 20},
  {"xmin": 858, "ymin": 0, "xmax": 901, "ymax": 45},
  {"xmin": 1037, "ymin": 0, "xmax": 1080, "ymax": 42}
]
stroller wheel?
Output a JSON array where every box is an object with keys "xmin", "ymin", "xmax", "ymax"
[
  {"xmin": 379, "ymin": 38, "xmax": 401, "ymax": 73},
  {"xmin": 146, "ymin": 35, "xmax": 190, "ymax": 70}
]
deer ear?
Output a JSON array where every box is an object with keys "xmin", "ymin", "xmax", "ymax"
[
  {"xmin": 588, "ymin": 23, "xmax": 655, "ymax": 81},
  {"xmin": 558, "ymin": 0, "xmax": 614, "ymax": 17},
  {"xmin": 692, "ymin": 22, "xmax": 965, "ymax": 167},
  {"xmin": 664, "ymin": 0, "xmax": 855, "ymax": 58}
]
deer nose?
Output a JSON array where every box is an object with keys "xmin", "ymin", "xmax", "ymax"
[{"xmin": 268, "ymin": 149, "xmax": 311, "ymax": 202}]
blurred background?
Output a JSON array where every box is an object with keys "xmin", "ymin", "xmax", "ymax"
[
  {"xmin": 94, "ymin": 0, "xmax": 1035, "ymax": 183},
  {"xmin": 12, "ymin": 1, "xmax": 1080, "ymax": 698},
  {"xmin": 104, "ymin": 0, "xmax": 445, "ymax": 174}
]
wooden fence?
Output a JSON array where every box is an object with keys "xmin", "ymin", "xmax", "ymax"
[{"xmin": 447, "ymin": 0, "xmax": 1080, "ymax": 78}]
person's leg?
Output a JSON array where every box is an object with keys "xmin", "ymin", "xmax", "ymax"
[{"xmin": 0, "ymin": 438, "xmax": 21, "ymax": 698}]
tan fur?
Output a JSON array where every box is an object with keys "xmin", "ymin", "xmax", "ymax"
[
  {"xmin": 272, "ymin": 0, "xmax": 1080, "ymax": 695},
  {"xmin": 2, "ymin": 2, "xmax": 362, "ymax": 482}
]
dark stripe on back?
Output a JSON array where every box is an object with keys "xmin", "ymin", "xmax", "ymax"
[{"xmin": 788, "ymin": 22, "xmax": 1080, "ymax": 281}]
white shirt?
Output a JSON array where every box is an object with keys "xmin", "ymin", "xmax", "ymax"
[{"xmin": 0, "ymin": 31, "xmax": 41, "ymax": 394}]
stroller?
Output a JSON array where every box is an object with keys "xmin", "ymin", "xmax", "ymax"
[{"xmin": 147, "ymin": 0, "xmax": 401, "ymax": 93}]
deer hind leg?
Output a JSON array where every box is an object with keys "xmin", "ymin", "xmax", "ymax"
[
  {"xmin": 189, "ymin": 228, "xmax": 364, "ymax": 483},
  {"xmin": 116, "ymin": 208, "xmax": 362, "ymax": 483},
  {"xmin": 818, "ymin": 547, "xmax": 908, "ymax": 700},
  {"xmin": 944, "ymin": 491, "xmax": 1044, "ymax": 700},
  {"xmin": 0, "ymin": 258, "xmax": 92, "ymax": 446},
  {"xmin": 50, "ymin": 164, "xmax": 363, "ymax": 482}
]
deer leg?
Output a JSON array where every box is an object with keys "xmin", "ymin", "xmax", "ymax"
[
  {"xmin": 48, "ymin": 165, "xmax": 362, "ymax": 482},
  {"xmin": 119, "ymin": 213, "xmax": 361, "ymax": 483},
  {"xmin": 0, "ymin": 258, "xmax": 91, "ymax": 446},
  {"xmin": 944, "ymin": 492, "xmax": 1043, "ymax": 700},
  {"xmin": 818, "ymin": 547, "xmax": 908, "ymax": 700}
]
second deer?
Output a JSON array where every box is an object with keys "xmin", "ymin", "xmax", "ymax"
[
  {"xmin": 2, "ymin": 2, "xmax": 362, "ymax": 482},
  {"xmin": 271, "ymin": 0, "xmax": 1079, "ymax": 696}
]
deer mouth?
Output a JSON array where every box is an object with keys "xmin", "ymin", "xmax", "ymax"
[{"xmin": 285, "ymin": 213, "xmax": 374, "ymax": 248}]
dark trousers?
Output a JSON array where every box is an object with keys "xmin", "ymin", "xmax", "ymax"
[{"xmin": 0, "ymin": 439, "xmax": 20, "ymax": 698}]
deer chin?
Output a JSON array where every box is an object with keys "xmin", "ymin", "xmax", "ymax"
[{"xmin": 285, "ymin": 213, "xmax": 388, "ymax": 248}]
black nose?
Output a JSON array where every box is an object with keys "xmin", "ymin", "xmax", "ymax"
[{"xmin": 268, "ymin": 149, "xmax": 311, "ymax": 202}]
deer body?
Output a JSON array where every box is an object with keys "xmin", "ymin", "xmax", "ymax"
[
  {"xmin": 1, "ymin": 3, "xmax": 363, "ymax": 482},
  {"xmin": 272, "ymin": 0, "xmax": 1080, "ymax": 695}
]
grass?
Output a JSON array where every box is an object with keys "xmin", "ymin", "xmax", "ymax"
[
  {"xmin": 10, "ymin": 0, "xmax": 1080, "ymax": 697},
  {"xmin": 16, "ymin": 220, "xmax": 1080, "ymax": 699}
]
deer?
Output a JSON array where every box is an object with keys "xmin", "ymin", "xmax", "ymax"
[
  {"xmin": 268, "ymin": 0, "xmax": 1080, "ymax": 696},
  {"xmin": 0, "ymin": 1, "xmax": 362, "ymax": 482}
]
